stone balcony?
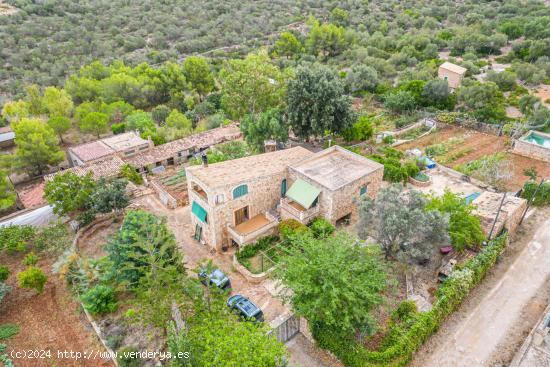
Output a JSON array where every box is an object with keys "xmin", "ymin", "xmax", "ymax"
[
  {"xmin": 227, "ymin": 212, "xmax": 279, "ymax": 247},
  {"xmin": 279, "ymin": 197, "xmax": 320, "ymax": 224}
]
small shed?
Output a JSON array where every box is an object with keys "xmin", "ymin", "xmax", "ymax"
[
  {"xmin": 438, "ymin": 61, "xmax": 467, "ymax": 90},
  {"xmin": 0, "ymin": 126, "xmax": 15, "ymax": 148}
]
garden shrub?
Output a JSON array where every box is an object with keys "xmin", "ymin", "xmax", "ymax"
[
  {"xmin": 22, "ymin": 252, "xmax": 39, "ymax": 266},
  {"xmin": 0, "ymin": 266, "xmax": 9, "ymax": 282},
  {"xmin": 312, "ymin": 233, "xmax": 508, "ymax": 367},
  {"xmin": 117, "ymin": 346, "xmax": 140, "ymax": 367},
  {"xmin": 33, "ymin": 223, "xmax": 71, "ymax": 254},
  {"xmin": 81, "ymin": 284, "xmax": 118, "ymax": 315},
  {"xmin": 120, "ymin": 164, "xmax": 144, "ymax": 185},
  {"xmin": 521, "ymin": 180, "xmax": 550, "ymax": 206},
  {"xmin": 413, "ymin": 172, "xmax": 429, "ymax": 182},
  {"xmin": 111, "ymin": 122, "xmax": 126, "ymax": 134},
  {"xmin": 278, "ymin": 219, "xmax": 310, "ymax": 239},
  {"xmin": 0, "ymin": 324, "xmax": 19, "ymax": 340},
  {"xmin": 0, "ymin": 225, "xmax": 36, "ymax": 254},
  {"xmin": 17, "ymin": 267, "xmax": 47, "ymax": 294},
  {"xmin": 425, "ymin": 143, "xmax": 447, "ymax": 157},
  {"xmin": 309, "ymin": 217, "xmax": 335, "ymax": 239},
  {"xmin": 0, "ymin": 343, "xmax": 14, "ymax": 367},
  {"xmin": 76, "ymin": 210, "xmax": 97, "ymax": 227}
]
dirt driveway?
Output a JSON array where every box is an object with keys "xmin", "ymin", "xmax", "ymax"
[{"xmin": 411, "ymin": 208, "xmax": 550, "ymax": 367}]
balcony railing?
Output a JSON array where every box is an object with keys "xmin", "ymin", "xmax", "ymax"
[
  {"xmin": 227, "ymin": 213, "xmax": 279, "ymax": 247},
  {"xmin": 279, "ymin": 197, "xmax": 320, "ymax": 224}
]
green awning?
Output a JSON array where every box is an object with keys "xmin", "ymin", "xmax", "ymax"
[
  {"xmin": 191, "ymin": 201, "xmax": 207, "ymax": 223},
  {"xmin": 286, "ymin": 178, "xmax": 321, "ymax": 209}
]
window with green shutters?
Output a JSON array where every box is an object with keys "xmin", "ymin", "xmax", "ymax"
[
  {"xmin": 360, "ymin": 185, "xmax": 368, "ymax": 196},
  {"xmin": 281, "ymin": 179, "xmax": 287, "ymax": 198},
  {"xmin": 233, "ymin": 184, "xmax": 248, "ymax": 199}
]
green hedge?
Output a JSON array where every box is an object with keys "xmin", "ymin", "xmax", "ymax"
[{"xmin": 312, "ymin": 233, "xmax": 508, "ymax": 367}]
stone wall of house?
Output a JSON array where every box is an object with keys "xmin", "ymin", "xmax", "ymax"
[
  {"xmin": 286, "ymin": 166, "xmax": 384, "ymax": 225},
  {"xmin": 438, "ymin": 69, "xmax": 463, "ymax": 89},
  {"xmin": 187, "ymin": 169, "xmax": 286, "ymax": 251},
  {"xmin": 324, "ymin": 167, "xmax": 384, "ymax": 223},
  {"xmin": 512, "ymin": 139, "xmax": 550, "ymax": 163}
]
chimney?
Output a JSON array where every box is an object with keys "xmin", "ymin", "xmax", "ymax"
[{"xmin": 201, "ymin": 151, "xmax": 208, "ymax": 167}]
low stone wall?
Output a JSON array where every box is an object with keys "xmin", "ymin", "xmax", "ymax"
[
  {"xmin": 512, "ymin": 138, "xmax": 550, "ymax": 163},
  {"xmin": 408, "ymin": 175, "xmax": 432, "ymax": 187},
  {"xmin": 232, "ymin": 254, "xmax": 274, "ymax": 284},
  {"xmin": 150, "ymin": 181, "xmax": 179, "ymax": 209}
]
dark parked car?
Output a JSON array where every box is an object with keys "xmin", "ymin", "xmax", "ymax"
[
  {"xmin": 198, "ymin": 268, "xmax": 231, "ymax": 291},
  {"xmin": 227, "ymin": 294, "xmax": 264, "ymax": 322}
]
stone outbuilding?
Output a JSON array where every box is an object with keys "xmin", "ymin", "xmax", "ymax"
[
  {"xmin": 185, "ymin": 145, "xmax": 384, "ymax": 252},
  {"xmin": 67, "ymin": 131, "xmax": 152, "ymax": 166},
  {"xmin": 438, "ymin": 61, "xmax": 467, "ymax": 90}
]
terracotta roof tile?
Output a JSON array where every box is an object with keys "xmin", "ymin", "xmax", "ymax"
[{"xmin": 69, "ymin": 140, "xmax": 114, "ymax": 162}]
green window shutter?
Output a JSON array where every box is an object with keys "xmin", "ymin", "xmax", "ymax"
[
  {"xmin": 286, "ymin": 179, "xmax": 321, "ymax": 209},
  {"xmin": 360, "ymin": 185, "xmax": 368, "ymax": 196},
  {"xmin": 281, "ymin": 179, "xmax": 287, "ymax": 197},
  {"xmin": 233, "ymin": 184, "xmax": 248, "ymax": 199},
  {"xmin": 191, "ymin": 201, "xmax": 208, "ymax": 223}
]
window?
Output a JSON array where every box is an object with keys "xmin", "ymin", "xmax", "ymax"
[
  {"xmin": 167, "ymin": 157, "xmax": 174, "ymax": 165},
  {"xmin": 360, "ymin": 185, "xmax": 368, "ymax": 196},
  {"xmin": 444, "ymin": 76, "xmax": 448, "ymax": 80},
  {"xmin": 232, "ymin": 184, "xmax": 248, "ymax": 199},
  {"xmin": 215, "ymin": 194, "xmax": 225, "ymax": 204},
  {"xmin": 281, "ymin": 179, "xmax": 287, "ymax": 198}
]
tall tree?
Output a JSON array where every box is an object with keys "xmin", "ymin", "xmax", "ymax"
[
  {"xmin": 47, "ymin": 116, "xmax": 71, "ymax": 143},
  {"xmin": 79, "ymin": 111, "xmax": 109, "ymax": 138},
  {"xmin": 426, "ymin": 190, "xmax": 485, "ymax": 251},
  {"xmin": 272, "ymin": 32, "xmax": 303, "ymax": 59},
  {"xmin": 125, "ymin": 111, "xmax": 155, "ymax": 133},
  {"xmin": 105, "ymin": 210, "xmax": 181, "ymax": 286},
  {"xmin": 218, "ymin": 51, "xmax": 288, "ymax": 119},
  {"xmin": 287, "ymin": 64, "xmax": 354, "ymax": 139},
  {"xmin": 88, "ymin": 178, "xmax": 129, "ymax": 215},
  {"xmin": 42, "ymin": 86, "xmax": 74, "ymax": 117},
  {"xmin": 305, "ymin": 19, "xmax": 347, "ymax": 57},
  {"xmin": 167, "ymin": 298, "xmax": 287, "ymax": 367},
  {"xmin": 25, "ymin": 84, "xmax": 43, "ymax": 115},
  {"xmin": 11, "ymin": 118, "xmax": 65, "ymax": 176},
  {"xmin": 1, "ymin": 100, "xmax": 29, "ymax": 123},
  {"xmin": 240, "ymin": 108, "xmax": 288, "ymax": 151},
  {"xmin": 0, "ymin": 170, "xmax": 16, "ymax": 211},
  {"xmin": 183, "ymin": 56, "xmax": 215, "ymax": 100},
  {"xmin": 356, "ymin": 184, "xmax": 450, "ymax": 263},
  {"xmin": 275, "ymin": 231, "xmax": 388, "ymax": 335},
  {"xmin": 44, "ymin": 172, "xmax": 96, "ymax": 215}
]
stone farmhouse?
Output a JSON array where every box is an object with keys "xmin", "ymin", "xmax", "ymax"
[
  {"xmin": 438, "ymin": 61, "xmax": 467, "ymax": 90},
  {"xmin": 185, "ymin": 145, "xmax": 384, "ymax": 252},
  {"xmin": 67, "ymin": 131, "xmax": 152, "ymax": 166}
]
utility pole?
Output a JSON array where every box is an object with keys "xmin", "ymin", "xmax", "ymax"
[
  {"xmin": 488, "ymin": 192, "xmax": 506, "ymax": 240},
  {"xmin": 519, "ymin": 178, "xmax": 545, "ymax": 225}
]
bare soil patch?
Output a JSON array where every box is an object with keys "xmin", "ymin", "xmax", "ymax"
[
  {"xmin": 0, "ymin": 252, "xmax": 114, "ymax": 367},
  {"xmin": 531, "ymin": 84, "xmax": 550, "ymax": 108}
]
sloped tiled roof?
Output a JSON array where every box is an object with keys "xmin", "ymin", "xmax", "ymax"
[
  {"xmin": 439, "ymin": 61, "xmax": 467, "ymax": 75},
  {"xmin": 69, "ymin": 140, "xmax": 114, "ymax": 162},
  {"xmin": 45, "ymin": 155, "xmax": 125, "ymax": 182}
]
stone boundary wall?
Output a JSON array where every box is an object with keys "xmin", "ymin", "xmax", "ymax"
[
  {"xmin": 408, "ymin": 175, "xmax": 432, "ymax": 187},
  {"xmin": 150, "ymin": 181, "xmax": 179, "ymax": 209},
  {"xmin": 232, "ymin": 253, "xmax": 274, "ymax": 284},
  {"xmin": 512, "ymin": 138, "xmax": 550, "ymax": 163},
  {"xmin": 70, "ymin": 214, "xmax": 119, "ymax": 366}
]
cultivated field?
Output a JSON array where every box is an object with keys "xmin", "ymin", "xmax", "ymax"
[{"xmin": 396, "ymin": 126, "xmax": 550, "ymax": 191}]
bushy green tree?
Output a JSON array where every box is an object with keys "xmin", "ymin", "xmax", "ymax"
[
  {"xmin": 89, "ymin": 178, "xmax": 129, "ymax": 215},
  {"xmin": 17, "ymin": 266, "xmax": 47, "ymax": 294},
  {"xmin": 287, "ymin": 64, "xmax": 354, "ymax": 139},
  {"xmin": 120, "ymin": 164, "xmax": 143, "ymax": 185},
  {"xmin": 346, "ymin": 64, "xmax": 379, "ymax": 93},
  {"xmin": 42, "ymin": 87, "xmax": 73, "ymax": 117},
  {"xmin": 47, "ymin": 116, "xmax": 71, "ymax": 143},
  {"xmin": 342, "ymin": 116, "xmax": 374, "ymax": 142},
  {"xmin": 0, "ymin": 170, "xmax": 16, "ymax": 211},
  {"xmin": 485, "ymin": 71, "xmax": 517, "ymax": 92},
  {"xmin": 167, "ymin": 298, "xmax": 287, "ymax": 367},
  {"xmin": 11, "ymin": 118, "xmax": 64, "ymax": 176},
  {"xmin": 44, "ymin": 172, "xmax": 96, "ymax": 215},
  {"xmin": 272, "ymin": 32, "xmax": 303, "ymax": 58},
  {"xmin": 79, "ymin": 112, "xmax": 109, "ymax": 138},
  {"xmin": 306, "ymin": 19, "xmax": 347, "ymax": 57},
  {"xmin": 276, "ymin": 231, "xmax": 388, "ymax": 335},
  {"xmin": 151, "ymin": 105, "xmax": 171, "ymax": 125},
  {"xmin": 422, "ymin": 79, "xmax": 454, "ymax": 109},
  {"xmin": 165, "ymin": 109, "xmax": 192, "ymax": 130},
  {"xmin": 125, "ymin": 111, "xmax": 155, "ymax": 133},
  {"xmin": 1, "ymin": 100, "xmax": 29, "ymax": 123},
  {"xmin": 357, "ymin": 184, "xmax": 450, "ymax": 263},
  {"xmin": 183, "ymin": 56, "xmax": 215, "ymax": 99},
  {"xmin": 457, "ymin": 82, "xmax": 506, "ymax": 122},
  {"xmin": 81, "ymin": 285, "xmax": 118, "ymax": 315},
  {"xmin": 240, "ymin": 108, "xmax": 288, "ymax": 151},
  {"xmin": 25, "ymin": 85, "xmax": 43, "ymax": 116},
  {"xmin": 426, "ymin": 190, "xmax": 485, "ymax": 251},
  {"xmin": 384, "ymin": 90, "xmax": 417, "ymax": 114},
  {"xmin": 219, "ymin": 51, "xmax": 288, "ymax": 119}
]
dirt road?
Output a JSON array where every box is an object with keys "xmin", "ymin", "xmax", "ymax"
[{"xmin": 411, "ymin": 209, "xmax": 550, "ymax": 367}]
